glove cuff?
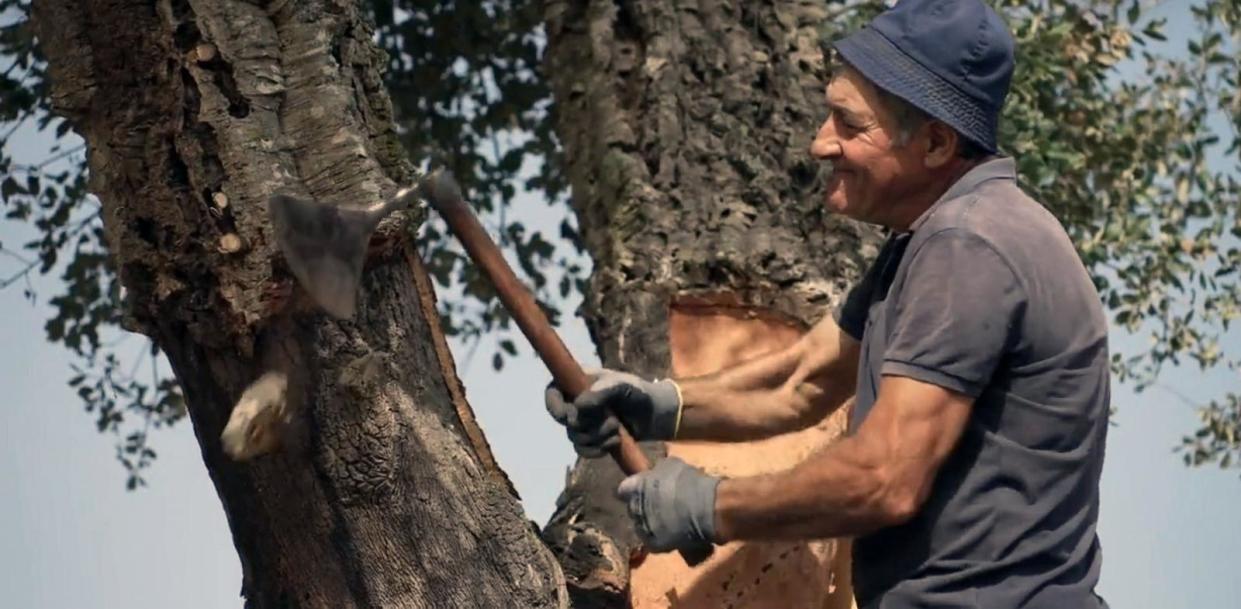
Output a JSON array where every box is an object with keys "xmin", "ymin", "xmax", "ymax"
[
  {"xmin": 649, "ymin": 378, "xmax": 683, "ymax": 440},
  {"xmin": 688, "ymin": 472, "xmax": 721, "ymax": 544}
]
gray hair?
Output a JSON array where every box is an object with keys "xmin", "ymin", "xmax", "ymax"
[
  {"xmin": 836, "ymin": 59, "xmax": 988, "ymax": 158},
  {"xmin": 872, "ymin": 86, "xmax": 931, "ymax": 146},
  {"xmin": 874, "ymin": 85, "xmax": 989, "ymax": 159}
]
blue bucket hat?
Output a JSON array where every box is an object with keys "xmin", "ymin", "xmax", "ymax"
[{"xmin": 833, "ymin": 0, "xmax": 1016, "ymax": 153}]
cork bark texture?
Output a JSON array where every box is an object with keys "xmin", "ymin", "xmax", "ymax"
[
  {"xmin": 541, "ymin": 0, "xmax": 878, "ymax": 606},
  {"xmin": 31, "ymin": 0, "xmax": 566, "ymax": 606}
]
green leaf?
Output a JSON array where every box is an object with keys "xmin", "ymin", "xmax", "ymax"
[
  {"xmin": 499, "ymin": 338, "xmax": 517, "ymax": 356},
  {"xmin": 1, "ymin": 176, "xmax": 20, "ymax": 201}
]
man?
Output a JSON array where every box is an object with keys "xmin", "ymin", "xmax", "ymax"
[{"xmin": 545, "ymin": 1, "xmax": 1111, "ymax": 607}]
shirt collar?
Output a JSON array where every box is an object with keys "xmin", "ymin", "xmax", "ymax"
[{"xmin": 908, "ymin": 156, "xmax": 1017, "ymax": 232}]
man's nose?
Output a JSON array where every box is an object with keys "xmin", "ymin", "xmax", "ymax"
[{"xmin": 810, "ymin": 120, "xmax": 842, "ymax": 159}]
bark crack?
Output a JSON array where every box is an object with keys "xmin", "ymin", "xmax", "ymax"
[{"xmin": 403, "ymin": 240, "xmax": 518, "ymax": 500}]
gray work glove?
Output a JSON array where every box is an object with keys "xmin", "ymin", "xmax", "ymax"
[
  {"xmin": 544, "ymin": 369, "xmax": 682, "ymax": 457},
  {"xmin": 617, "ymin": 457, "xmax": 720, "ymax": 553}
]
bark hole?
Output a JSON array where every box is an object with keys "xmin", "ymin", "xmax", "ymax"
[
  {"xmin": 168, "ymin": 140, "xmax": 191, "ymax": 186},
  {"xmin": 173, "ymin": 20, "xmax": 199, "ymax": 53},
  {"xmin": 133, "ymin": 218, "xmax": 158, "ymax": 246},
  {"xmin": 197, "ymin": 54, "xmax": 252, "ymax": 118}
]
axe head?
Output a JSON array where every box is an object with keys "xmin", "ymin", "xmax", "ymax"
[{"xmin": 268, "ymin": 192, "xmax": 412, "ymax": 319}]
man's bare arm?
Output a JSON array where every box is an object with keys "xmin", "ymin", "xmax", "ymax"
[
  {"xmin": 674, "ymin": 314, "xmax": 860, "ymax": 442},
  {"xmin": 712, "ymin": 375, "xmax": 972, "ymax": 540}
]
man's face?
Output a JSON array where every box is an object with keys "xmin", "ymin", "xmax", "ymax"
[{"xmin": 810, "ymin": 67, "xmax": 929, "ymax": 227}]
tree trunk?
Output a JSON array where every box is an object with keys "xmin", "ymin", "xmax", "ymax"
[
  {"xmin": 541, "ymin": 1, "xmax": 875, "ymax": 607},
  {"xmin": 31, "ymin": 0, "xmax": 566, "ymax": 606}
]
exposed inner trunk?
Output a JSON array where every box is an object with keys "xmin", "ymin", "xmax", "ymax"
[{"xmin": 625, "ymin": 301, "xmax": 854, "ymax": 609}]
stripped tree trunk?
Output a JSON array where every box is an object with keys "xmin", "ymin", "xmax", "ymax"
[
  {"xmin": 540, "ymin": 1, "xmax": 875, "ymax": 607},
  {"xmin": 31, "ymin": 0, "xmax": 565, "ymax": 606}
]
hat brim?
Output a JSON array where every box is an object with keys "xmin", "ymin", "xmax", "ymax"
[{"xmin": 834, "ymin": 27, "xmax": 999, "ymax": 153}]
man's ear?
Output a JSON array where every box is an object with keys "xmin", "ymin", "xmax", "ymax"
[{"xmin": 923, "ymin": 121, "xmax": 959, "ymax": 169}]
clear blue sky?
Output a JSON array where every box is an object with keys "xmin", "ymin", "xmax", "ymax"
[{"xmin": 2, "ymin": 3, "xmax": 1239, "ymax": 608}]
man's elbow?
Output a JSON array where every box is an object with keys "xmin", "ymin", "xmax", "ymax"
[
  {"xmin": 875, "ymin": 492, "xmax": 920, "ymax": 527},
  {"xmin": 871, "ymin": 473, "xmax": 929, "ymax": 527}
]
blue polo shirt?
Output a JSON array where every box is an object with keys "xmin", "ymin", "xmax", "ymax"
[{"xmin": 836, "ymin": 157, "xmax": 1111, "ymax": 609}]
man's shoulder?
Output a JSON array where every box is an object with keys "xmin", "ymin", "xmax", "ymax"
[{"xmin": 913, "ymin": 180, "xmax": 1066, "ymax": 260}]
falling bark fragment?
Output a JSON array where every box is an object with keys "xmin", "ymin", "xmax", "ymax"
[
  {"xmin": 222, "ymin": 370, "xmax": 290, "ymax": 461},
  {"xmin": 219, "ymin": 233, "xmax": 244, "ymax": 254}
]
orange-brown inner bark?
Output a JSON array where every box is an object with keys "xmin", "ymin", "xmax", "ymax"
[{"xmin": 627, "ymin": 302, "xmax": 856, "ymax": 609}]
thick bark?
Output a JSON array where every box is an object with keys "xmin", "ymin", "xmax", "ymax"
[
  {"xmin": 542, "ymin": 0, "xmax": 877, "ymax": 606},
  {"xmin": 32, "ymin": 0, "xmax": 565, "ymax": 607}
]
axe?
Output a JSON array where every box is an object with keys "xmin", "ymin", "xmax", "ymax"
[{"xmin": 268, "ymin": 171, "xmax": 714, "ymax": 567}]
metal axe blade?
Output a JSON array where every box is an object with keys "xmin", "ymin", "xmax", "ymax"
[{"xmin": 268, "ymin": 188, "xmax": 419, "ymax": 319}]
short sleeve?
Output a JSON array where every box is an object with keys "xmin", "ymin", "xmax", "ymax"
[{"xmin": 881, "ymin": 229, "xmax": 1024, "ymax": 397}]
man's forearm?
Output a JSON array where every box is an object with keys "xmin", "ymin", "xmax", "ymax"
[
  {"xmin": 711, "ymin": 376, "xmax": 973, "ymax": 542},
  {"xmin": 712, "ymin": 435, "xmax": 897, "ymax": 541},
  {"xmin": 675, "ymin": 345, "xmax": 852, "ymax": 442}
]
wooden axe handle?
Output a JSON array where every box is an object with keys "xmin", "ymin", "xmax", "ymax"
[
  {"xmin": 427, "ymin": 185, "xmax": 651, "ymax": 475},
  {"xmin": 426, "ymin": 177, "xmax": 714, "ymax": 568}
]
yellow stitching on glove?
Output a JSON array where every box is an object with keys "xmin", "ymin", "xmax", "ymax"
[{"xmin": 669, "ymin": 379, "xmax": 684, "ymax": 439}]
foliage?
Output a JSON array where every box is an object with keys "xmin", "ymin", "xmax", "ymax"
[
  {"xmin": 992, "ymin": 0, "xmax": 1240, "ymax": 468},
  {"xmin": 372, "ymin": 0, "xmax": 587, "ymax": 361},
  {"xmin": 0, "ymin": 0, "xmax": 186, "ymax": 489},
  {"xmin": 0, "ymin": 0, "xmax": 1238, "ymax": 484}
]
